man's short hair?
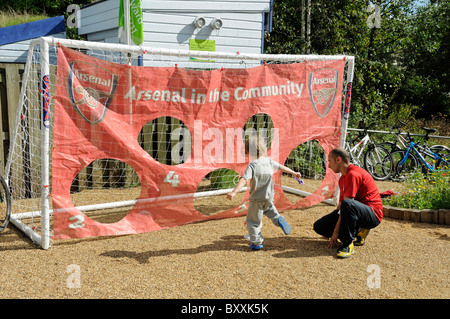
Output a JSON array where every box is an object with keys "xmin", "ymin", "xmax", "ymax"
[{"xmin": 330, "ymin": 147, "xmax": 350, "ymax": 164}]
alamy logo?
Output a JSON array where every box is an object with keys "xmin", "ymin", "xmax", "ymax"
[
  {"xmin": 366, "ymin": 4, "xmax": 381, "ymax": 29},
  {"xmin": 68, "ymin": 61, "xmax": 118, "ymax": 124},
  {"xmin": 308, "ymin": 68, "xmax": 339, "ymax": 118}
]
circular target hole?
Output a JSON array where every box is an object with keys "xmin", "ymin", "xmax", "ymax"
[
  {"xmin": 70, "ymin": 158, "xmax": 141, "ymax": 224},
  {"xmin": 281, "ymin": 140, "xmax": 327, "ymax": 204},
  {"xmin": 138, "ymin": 116, "xmax": 192, "ymax": 165},
  {"xmin": 194, "ymin": 168, "xmax": 245, "ymax": 216}
]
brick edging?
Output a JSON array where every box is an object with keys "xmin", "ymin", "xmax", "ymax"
[{"xmin": 383, "ymin": 205, "xmax": 450, "ymax": 225}]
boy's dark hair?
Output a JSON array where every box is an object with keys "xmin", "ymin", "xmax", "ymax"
[{"xmin": 330, "ymin": 147, "xmax": 350, "ymax": 164}]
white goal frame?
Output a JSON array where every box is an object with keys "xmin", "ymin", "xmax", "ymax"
[{"xmin": 4, "ymin": 37, "xmax": 354, "ymax": 249}]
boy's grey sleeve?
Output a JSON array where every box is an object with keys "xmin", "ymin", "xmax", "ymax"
[
  {"xmin": 242, "ymin": 163, "xmax": 253, "ymax": 181},
  {"xmin": 271, "ymin": 159, "xmax": 282, "ymax": 170}
]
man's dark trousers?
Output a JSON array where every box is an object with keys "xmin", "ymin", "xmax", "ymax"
[{"xmin": 313, "ymin": 199, "xmax": 380, "ymax": 246}]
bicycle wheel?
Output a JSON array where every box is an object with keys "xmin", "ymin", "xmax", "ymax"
[
  {"xmin": 363, "ymin": 145, "xmax": 393, "ymax": 181},
  {"xmin": 378, "ymin": 141, "xmax": 401, "ymax": 154},
  {"xmin": 392, "ymin": 150, "xmax": 419, "ymax": 180},
  {"xmin": 390, "ymin": 150, "xmax": 407, "ymax": 180},
  {"xmin": 0, "ymin": 176, "xmax": 11, "ymax": 232}
]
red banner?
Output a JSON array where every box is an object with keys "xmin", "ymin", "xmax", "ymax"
[{"xmin": 53, "ymin": 46, "xmax": 345, "ymax": 239}]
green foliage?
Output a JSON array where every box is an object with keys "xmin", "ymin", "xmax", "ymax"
[
  {"xmin": 288, "ymin": 141, "xmax": 326, "ymax": 179},
  {"xmin": 209, "ymin": 169, "xmax": 239, "ymax": 189},
  {"xmin": 383, "ymin": 169, "xmax": 450, "ymax": 209},
  {"xmin": 265, "ymin": 0, "xmax": 450, "ymax": 126},
  {"xmin": 385, "ymin": 103, "xmax": 421, "ymax": 127},
  {"xmin": 0, "ymin": 9, "xmax": 48, "ymax": 27},
  {"xmin": 264, "ymin": 0, "xmax": 304, "ymax": 54},
  {"xmin": 0, "ymin": 1, "xmax": 93, "ymax": 16},
  {"xmin": 396, "ymin": 1, "xmax": 450, "ymax": 117}
]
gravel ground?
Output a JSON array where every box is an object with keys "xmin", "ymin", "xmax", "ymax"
[{"xmin": 0, "ymin": 180, "xmax": 448, "ymax": 300}]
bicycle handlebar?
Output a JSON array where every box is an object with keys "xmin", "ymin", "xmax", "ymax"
[{"xmin": 385, "ymin": 120, "xmax": 437, "ymax": 145}]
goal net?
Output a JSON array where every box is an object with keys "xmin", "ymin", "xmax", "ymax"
[{"xmin": 4, "ymin": 37, "xmax": 354, "ymax": 249}]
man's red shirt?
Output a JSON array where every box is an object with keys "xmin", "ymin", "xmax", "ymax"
[{"xmin": 339, "ymin": 164, "xmax": 383, "ymax": 222}]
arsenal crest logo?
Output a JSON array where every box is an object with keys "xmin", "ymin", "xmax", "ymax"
[
  {"xmin": 68, "ymin": 61, "xmax": 118, "ymax": 124},
  {"xmin": 308, "ymin": 68, "xmax": 339, "ymax": 118}
]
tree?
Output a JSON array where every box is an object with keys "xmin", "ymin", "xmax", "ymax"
[
  {"xmin": 0, "ymin": 1, "xmax": 95, "ymax": 16},
  {"xmin": 395, "ymin": 0, "xmax": 450, "ymax": 117},
  {"xmin": 265, "ymin": 0, "xmax": 448, "ymax": 128}
]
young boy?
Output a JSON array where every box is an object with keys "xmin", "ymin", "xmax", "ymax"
[{"xmin": 227, "ymin": 135, "xmax": 302, "ymax": 250}]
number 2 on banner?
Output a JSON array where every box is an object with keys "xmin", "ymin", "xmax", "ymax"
[
  {"xmin": 164, "ymin": 171, "xmax": 180, "ymax": 187},
  {"xmin": 68, "ymin": 215, "xmax": 85, "ymax": 229}
]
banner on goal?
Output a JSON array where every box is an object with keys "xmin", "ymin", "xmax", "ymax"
[{"xmin": 52, "ymin": 46, "xmax": 345, "ymax": 240}]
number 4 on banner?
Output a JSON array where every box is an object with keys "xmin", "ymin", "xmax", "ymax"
[{"xmin": 164, "ymin": 171, "xmax": 180, "ymax": 187}]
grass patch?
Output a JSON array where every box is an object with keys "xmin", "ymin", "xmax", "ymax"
[{"xmin": 0, "ymin": 9, "xmax": 48, "ymax": 28}]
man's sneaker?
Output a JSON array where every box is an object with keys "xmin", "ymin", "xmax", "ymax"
[
  {"xmin": 277, "ymin": 216, "xmax": 291, "ymax": 235},
  {"xmin": 336, "ymin": 243, "xmax": 354, "ymax": 259},
  {"xmin": 354, "ymin": 228, "xmax": 370, "ymax": 246},
  {"xmin": 250, "ymin": 243, "xmax": 263, "ymax": 250}
]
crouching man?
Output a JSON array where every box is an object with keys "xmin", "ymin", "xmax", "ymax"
[{"xmin": 313, "ymin": 147, "xmax": 383, "ymax": 258}]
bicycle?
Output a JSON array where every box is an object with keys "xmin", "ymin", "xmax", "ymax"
[
  {"xmin": 345, "ymin": 127, "xmax": 394, "ymax": 181},
  {"xmin": 0, "ymin": 174, "xmax": 12, "ymax": 232},
  {"xmin": 391, "ymin": 127, "xmax": 450, "ymax": 180},
  {"xmin": 377, "ymin": 121, "xmax": 409, "ymax": 153},
  {"xmin": 380, "ymin": 121, "xmax": 450, "ymax": 157}
]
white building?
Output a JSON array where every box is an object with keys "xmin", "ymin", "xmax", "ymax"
[{"xmin": 78, "ymin": 0, "xmax": 273, "ymax": 67}]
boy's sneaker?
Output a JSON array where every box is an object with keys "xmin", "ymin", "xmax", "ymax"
[
  {"xmin": 354, "ymin": 228, "xmax": 370, "ymax": 246},
  {"xmin": 277, "ymin": 216, "xmax": 291, "ymax": 235},
  {"xmin": 336, "ymin": 243, "xmax": 354, "ymax": 259},
  {"xmin": 250, "ymin": 243, "xmax": 263, "ymax": 250}
]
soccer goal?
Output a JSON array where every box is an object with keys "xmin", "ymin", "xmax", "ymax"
[{"xmin": 4, "ymin": 37, "xmax": 354, "ymax": 249}]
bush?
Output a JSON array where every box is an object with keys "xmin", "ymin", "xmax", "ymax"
[
  {"xmin": 383, "ymin": 169, "xmax": 450, "ymax": 210},
  {"xmin": 209, "ymin": 169, "xmax": 239, "ymax": 189}
]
